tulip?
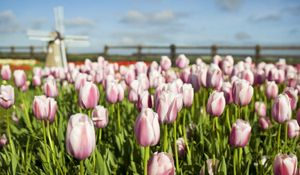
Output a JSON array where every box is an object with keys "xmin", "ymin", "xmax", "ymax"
[
  {"xmin": 272, "ymin": 94, "xmax": 292, "ymax": 123},
  {"xmin": 232, "ymin": 79, "xmax": 253, "ymax": 106},
  {"xmin": 176, "ymin": 54, "xmax": 189, "ymax": 68},
  {"xmin": 147, "ymin": 152, "xmax": 175, "ymax": 175},
  {"xmin": 229, "ymin": 119, "xmax": 251, "ymax": 148},
  {"xmin": 160, "ymin": 56, "xmax": 172, "ymax": 71},
  {"xmin": 213, "ymin": 55, "xmax": 222, "ymax": 65},
  {"xmin": 106, "ymin": 82, "xmax": 122, "ymax": 104},
  {"xmin": 180, "ymin": 68, "xmax": 191, "ymax": 83},
  {"xmin": 13, "ymin": 70, "xmax": 26, "ymax": 88},
  {"xmin": 221, "ymin": 82, "xmax": 233, "ymax": 104},
  {"xmin": 255, "ymin": 102, "xmax": 267, "ymax": 117},
  {"xmin": 266, "ymin": 81, "xmax": 278, "ymax": 99},
  {"xmin": 32, "ymin": 95, "xmax": 57, "ymax": 122},
  {"xmin": 0, "ymin": 134, "xmax": 7, "ymax": 148},
  {"xmin": 156, "ymin": 91, "xmax": 183, "ymax": 124},
  {"xmin": 137, "ymin": 91, "xmax": 153, "ymax": 111},
  {"xmin": 134, "ymin": 108, "xmax": 160, "ymax": 147},
  {"xmin": 0, "ymin": 85, "xmax": 14, "ymax": 109},
  {"xmin": 66, "ymin": 113, "xmax": 96, "ymax": 160},
  {"xmin": 189, "ymin": 73, "xmax": 200, "ymax": 92},
  {"xmin": 1, "ymin": 65, "xmax": 11, "ymax": 80},
  {"xmin": 125, "ymin": 69, "xmax": 136, "ymax": 85},
  {"xmin": 135, "ymin": 61, "xmax": 148, "ymax": 75},
  {"xmin": 240, "ymin": 69, "xmax": 254, "ymax": 85},
  {"xmin": 79, "ymin": 82, "xmax": 99, "ymax": 109},
  {"xmin": 181, "ymin": 84, "xmax": 194, "ymax": 107},
  {"xmin": 176, "ymin": 137, "xmax": 186, "ymax": 157},
  {"xmin": 43, "ymin": 78, "xmax": 58, "ymax": 98},
  {"xmin": 284, "ymin": 87, "xmax": 298, "ymax": 110},
  {"xmin": 206, "ymin": 64, "xmax": 223, "ymax": 90},
  {"xmin": 32, "ymin": 75, "xmax": 42, "ymax": 87},
  {"xmin": 206, "ymin": 91, "xmax": 226, "ymax": 117},
  {"xmin": 220, "ymin": 58, "xmax": 233, "ymax": 76},
  {"xmin": 259, "ymin": 116, "xmax": 271, "ymax": 130},
  {"xmin": 200, "ymin": 159, "xmax": 220, "ymax": 175},
  {"xmin": 273, "ymin": 153, "xmax": 297, "ymax": 175},
  {"xmin": 92, "ymin": 105, "xmax": 108, "ymax": 128},
  {"xmin": 75, "ymin": 73, "xmax": 88, "ymax": 91},
  {"xmin": 254, "ymin": 69, "xmax": 266, "ymax": 85},
  {"xmin": 287, "ymin": 120, "xmax": 300, "ymax": 139}
]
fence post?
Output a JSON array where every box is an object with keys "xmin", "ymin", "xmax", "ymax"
[
  {"xmin": 30, "ymin": 46, "xmax": 34, "ymax": 58},
  {"xmin": 211, "ymin": 45, "xmax": 217, "ymax": 58},
  {"xmin": 137, "ymin": 45, "xmax": 142, "ymax": 60},
  {"xmin": 255, "ymin": 45, "xmax": 260, "ymax": 62},
  {"xmin": 170, "ymin": 44, "xmax": 176, "ymax": 65},
  {"xmin": 11, "ymin": 46, "xmax": 15, "ymax": 54},
  {"xmin": 104, "ymin": 45, "xmax": 109, "ymax": 56}
]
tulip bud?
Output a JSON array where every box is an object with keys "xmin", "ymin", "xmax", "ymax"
[
  {"xmin": 33, "ymin": 75, "xmax": 42, "ymax": 87},
  {"xmin": 79, "ymin": 82, "xmax": 99, "ymax": 109},
  {"xmin": 272, "ymin": 94, "xmax": 292, "ymax": 123},
  {"xmin": 125, "ymin": 69, "xmax": 136, "ymax": 85},
  {"xmin": 287, "ymin": 120, "xmax": 300, "ymax": 139},
  {"xmin": 160, "ymin": 56, "xmax": 172, "ymax": 71},
  {"xmin": 206, "ymin": 64, "xmax": 223, "ymax": 90},
  {"xmin": 0, "ymin": 134, "xmax": 7, "ymax": 148},
  {"xmin": 221, "ymin": 82, "xmax": 233, "ymax": 104},
  {"xmin": 13, "ymin": 70, "xmax": 26, "ymax": 88},
  {"xmin": 232, "ymin": 79, "xmax": 253, "ymax": 106},
  {"xmin": 180, "ymin": 68, "xmax": 191, "ymax": 83},
  {"xmin": 181, "ymin": 84, "xmax": 194, "ymax": 107},
  {"xmin": 240, "ymin": 69, "xmax": 254, "ymax": 85},
  {"xmin": 75, "ymin": 73, "xmax": 88, "ymax": 91},
  {"xmin": 176, "ymin": 137, "xmax": 186, "ymax": 157},
  {"xmin": 0, "ymin": 85, "xmax": 14, "ymax": 109},
  {"xmin": 147, "ymin": 152, "xmax": 175, "ymax": 175},
  {"xmin": 137, "ymin": 91, "xmax": 153, "ymax": 111},
  {"xmin": 254, "ymin": 69, "xmax": 266, "ymax": 85},
  {"xmin": 266, "ymin": 81, "xmax": 278, "ymax": 99},
  {"xmin": 1, "ymin": 65, "xmax": 11, "ymax": 80},
  {"xmin": 134, "ymin": 108, "xmax": 160, "ymax": 147},
  {"xmin": 66, "ymin": 113, "xmax": 96, "ymax": 160},
  {"xmin": 206, "ymin": 91, "xmax": 226, "ymax": 117},
  {"xmin": 273, "ymin": 153, "xmax": 297, "ymax": 175},
  {"xmin": 176, "ymin": 54, "xmax": 189, "ymax": 69},
  {"xmin": 32, "ymin": 95, "xmax": 57, "ymax": 122},
  {"xmin": 43, "ymin": 78, "xmax": 58, "ymax": 98},
  {"xmin": 284, "ymin": 87, "xmax": 298, "ymax": 110},
  {"xmin": 255, "ymin": 102, "xmax": 267, "ymax": 117},
  {"xmin": 229, "ymin": 119, "xmax": 251, "ymax": 148},
  {"xmin": 259, "ymin": 116, "xmax": 271, "ymax": 130},
  {"xmin": 92, "ymin": 105, "xmax": 108, "ymax": 128}
]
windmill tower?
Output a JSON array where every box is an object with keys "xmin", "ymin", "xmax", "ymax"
[{"xmin": 27, "ymin": 7, "xmax": 89, "ymax": 68}]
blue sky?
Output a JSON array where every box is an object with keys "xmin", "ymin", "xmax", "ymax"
[{"xmin": 0, "ymin": 0, "xmax": 300, "ymax": 52}]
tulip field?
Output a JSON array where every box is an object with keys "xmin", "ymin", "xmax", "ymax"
[{"xmin": 1, "ymin": 55, "xmax": 300, "ymax": 174}]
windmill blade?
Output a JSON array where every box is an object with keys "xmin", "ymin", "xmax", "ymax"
[
  {"xmin": 54, "ymin": 6, "xmax": 65, "ymax": 35},
  {"xmin": 65, "ymin": 35, "xmax": 89, "ymax": 41},
  {"xmin": 28, "ymin": 36, "xmax": 54, "ymax": 41},
  {"xmin": 59, "ymin": 40, "xmax": 68, "ymax": 68},
  {"xmin": 27, "ymin": 30, "xmax": 51, "ymax": 37}
]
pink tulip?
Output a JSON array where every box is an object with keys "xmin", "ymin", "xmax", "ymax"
[
  {"xmin": 239, "ymin": 69, "xmax": 254, "ymax": 85},
  {"xmin": 284, "ymin": 87, "xmax": 298, "ymax": 110},
  {"xmin": 229, "ymin": 119, "xmax": 251, "ymax": 148},
  {"xmin": 180, "ymin": 67, "xmax": 191, "ymax": 83},
  {"xmin": 78, "ymin": 82, "xmax": 99, "ymax": 109},
  {"xmin": 32, "ymin": 95, "xmax": 57, "ymax": 122},
  {"xmin": 254, "ymin": 69, "xmax": 266, "ymax": 85},
  {"xmin": 181, "ymin": 84, "xmax": 194, "ymax": 107},
  {"xmin": 273, "ymin": 153, "xmax": 297, "ymax": 175},
  {"xmin": 147, "ymin": 152, "xmax": 175, "ymax": 175},
  {"xmin": 198, "ymin": 66, "xmax": 208, "ymax": 87},
  {"xmin": 259, "ymin": 116, "xmax": 271, "ymax": 130},
  {"xmin": 206, "ymin": 91, "xmax": 226, "ymax": 116},
  {"xmin": 272, "ymin": 94, "xmax": 292, "ymax": 123},
  {"xmin": 135, "ymin": 62, "xmax": 148, "ymax": 75},
  {"xmin": 134, "ymin": 108, "xmax": 160, "ymax": 147},
  {"xmin": 125, "ymin": 69, "xmax": 136, "ymax": 85},
  {"xmin": 287, "ymin": 120, "xmax": 300, "ymax": 139},
  {"xmin": 92, "ymin": 105, "xmax": 109, "ymax": 128},
  {"xmin": 43, "ymin": 78, "xmax": 58, "ymax": 98},
  {"xmin": 220, "ymin": 57, "xmax": 233, "ymax": 76},
  {"xmin": 222, "ymin": 82, "xmax": 233, "ymax": 104},
  {"xmin": 66, "ymin": 113, "xmax": 96, "ymax": 160},
  {"xmin": 255, "ymin": 102, "xmax": 267, "ymax": 117},
  {"xmin": 156, "ymin": 91, "xmax": 183, "ymax": 124},
  {"xmin": 137, "ymin": 91, "xmax": 153, "ymax": 111},
  {"xmin": 0, "ymin": 85, "xmax": 14, "ymax": 109},
  {"xmin": 176, "ymin": 137, "xmax": 186, "ymax": 157},
  {"xmin": 176, "ymin": 54, "xmax": 189, "ymax": 68},
  {"xmin": 160, "ymin": 56, "xmax": 172, "ymax": 71},
  {"xmin": 0, "ymin": 134, "xmax": 7, "ymax": 148},
  {"xmin": 189, "ymin": 73, "xmax": 200, "ymax": 91},
  {"xmin": 266, "ymin": 81, "xmax": 278, "ymax": 99},
  {"xmin": 232, "ymin": 79, "xmax": 253, "ymax": 106},
  {"xmin": 75, "ymin": 73, "xmax": 88, "ymax": 91},
  {"xmin": 164, "ymin": 70, "xmax": 177, "ymax": 83},
  {"xmin": 32, "ymin": 75, "xmax": 42, "ymax": 87},
  {"xmin": 206, "ymin": 64, "xmax": 223, "ymax": 90},
  {"xmin": 213, "ymin": 55, "xmax": 222, "ymax": 65},
  {"xmin": 106, "ymin": 83, "xmax": 121, "ymax": 104},
  {"xmin": 13, "ymin": 70, "xmax": 26, "ymax": 88},
  {"xmin": 1, "ymin": 65, "xmax": 11, "ymax": 80}
]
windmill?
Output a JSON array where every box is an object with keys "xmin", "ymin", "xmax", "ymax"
[{"xmin": 27, "ymin": 6, "xmax": 89, "ymax": 68}]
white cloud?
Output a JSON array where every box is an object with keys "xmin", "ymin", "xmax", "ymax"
[
  {"xmin": 249, "ymin": 12, "xmax": 281, "ymax": 22},
  {"xmin": 0, "ymin": 10, "xmax": 20, "ymax": 33},
  {"xmin": 65, "ymin": 17, "xmax": 95, "ymax": 27}
]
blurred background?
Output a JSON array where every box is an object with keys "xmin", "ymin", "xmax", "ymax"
[{"xmin": 0, "ymin": 0, "xmax": 300, "ymax": 64}]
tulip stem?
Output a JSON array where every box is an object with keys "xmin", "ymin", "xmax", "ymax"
[
  {"xmin": 143, "ymin": 146, "xmax": 149, "ymax": 175},
  {"xmin": 173, "ymin": 120, "xmax": 180, "ymax": 174},
  {"xmin": 233, "ymin": 149, "xmax": 237, "ymax": 175},
  {"xmin": 6, "ymin": 109, "xmax": 17, "ymax": 175},
  {"xmin": 117, "ymin": 103, "xmax": 121, "ymax": 132},
  {"xmin": 284, "ymin": 122, "xmax": 288, "ymax": 148},
  {"xmin": 47, "ymin": 121, "xmax": 55, "ymax": 166},
  {"xmin": 98, "ymin": 129, "xmax": 102, "ymax": 144},
  {"xmin": 163, "ymin": 125, "xmax": 168, "ymax": 152},
  {"xmin": 80, "ymin": 160, "xmax": 84, "ymax": 175},
  {"xmin": 277, "ymin": 124, "xmax": 281, "ymax": 151},
  {"xmin": 183, "ymin": 109, "xmax": 191, "ymax": 165}
]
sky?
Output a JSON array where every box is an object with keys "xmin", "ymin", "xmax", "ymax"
[{"xmin": 0, "ymin": 0, "xmax": 300, "ymax": 53}]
